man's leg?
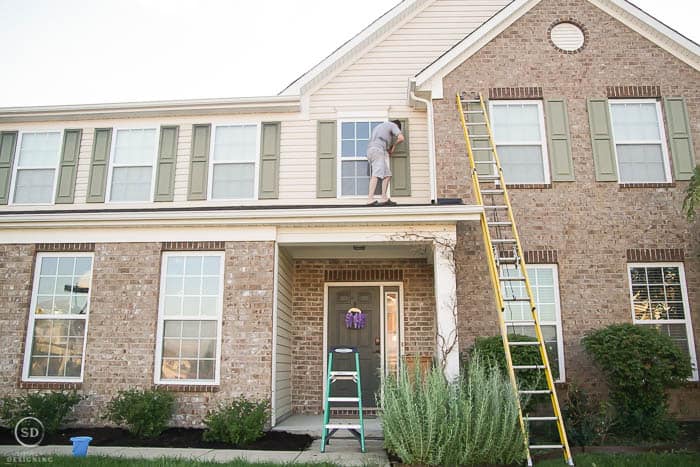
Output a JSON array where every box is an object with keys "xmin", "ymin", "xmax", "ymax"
[
  {"xmin": 381, "ymin": 176, "xmax": 391, "ymax": 202},
  {"xmin": 368, "ymin": 176, "xmax": 379, "ymax": 203}
]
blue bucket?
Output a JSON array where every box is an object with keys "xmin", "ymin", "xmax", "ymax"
[{"xmin": 70, "ymin": 436, "xmax": 93, "ymax": 457}]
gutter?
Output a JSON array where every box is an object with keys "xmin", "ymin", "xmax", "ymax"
[{"xmin": 410, "ymin": 87, "xmax": 437, "ymax": 204}]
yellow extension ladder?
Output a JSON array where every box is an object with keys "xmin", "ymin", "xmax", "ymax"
[{"xmin": 457, "ymin": 93, "xmax": 574, "ymax": 466}]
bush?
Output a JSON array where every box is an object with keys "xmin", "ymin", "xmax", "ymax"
[
  {"xmin": 380, "ymin": 355, "xmax": 526, "ymax": 466},
  {"xmin": 562, "ymin": 383, "xmax": 613, "ymax": 448},
  {"xmin": 203, "ymin": 397, "xmax": 270, "ymax": 446},
  {"xmin": 582, "ymin": 324, "xmax": 692, "ymax": 440},
  {"xmin": 104, "ymin": 388, "xmax": 175, "ymax": 438},
  {"xmin": 0, "ymin": 391, "xmax": 83, "ymax": 434}
]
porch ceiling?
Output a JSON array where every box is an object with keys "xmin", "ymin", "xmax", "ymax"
[{"xmin": 282, "ymin": 242, "xmax": 432, "ymax": 260}]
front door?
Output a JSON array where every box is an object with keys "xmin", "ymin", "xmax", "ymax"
[{"xmin": 328, "ymin": 286, "xmax": 381, "ymax": 406}]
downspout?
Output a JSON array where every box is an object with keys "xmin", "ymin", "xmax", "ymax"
[{"xmin": 410, "ymin": 90, "xmax": 437, "ymax": 204}]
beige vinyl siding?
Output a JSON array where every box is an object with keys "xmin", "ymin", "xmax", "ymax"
[
  {"xmin": 275, "ymin": 248, "xmax": 294, "ymax": 423},
  {"xmin": 173, "ymin": 125, "xmax": 192, "ymax": 202},
  {"xmin": 73, "ymin": 128, "xmax": 94, "ymax": 204}
]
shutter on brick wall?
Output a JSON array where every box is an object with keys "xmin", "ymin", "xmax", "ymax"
[
  {"xmin": 587, "ymin": 98, "xmax": 618, "ymax": 181},
  {"xmin": 0, "ymin": 131, "xmax": 18, "ymax": 205},
  {"xmin": 86, "ymin": 128, "xmax": 112, "ymax": 203},
  {"xmin": 664, "ymin": 97, "xmax": 696, "ymax": 181},
  {"xmin": 545, "ymin": 99, "xmax": 575, "ymax": 181},
  {"xmin": 55, "ymin": 129, "xmax": 82, "ymax": 204},
  {"xmin": 154, "ymin": 126, "xmax": 179, "ymax": 202},
  {"xmin": 187, "ymin": 124, "xmax": 211, "ymax": 201},
  {"xmin": 389, "ymin": 119, "xmax": 411, "ymax": 196},
  {"xmin": 259, "ymin": 122, "xmax": 281, "ymax": 199},
  {"xmin": 317, "ymin": 121, "xmax": 336, "ymax": 198}
]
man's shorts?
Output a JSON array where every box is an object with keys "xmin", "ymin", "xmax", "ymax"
[{"xmin": 367, "ymin": 146, "xmax": 392, "ymax": 178}]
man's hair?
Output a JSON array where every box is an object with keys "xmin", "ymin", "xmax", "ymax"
[{"xmin": 390, "ymin": 119, "xmax": 402, "ymax": 130}]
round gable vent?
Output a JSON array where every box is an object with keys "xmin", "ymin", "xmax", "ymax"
[{"xmin": 550, "ymin": 22, "xmax": 585, "ymax": 52}]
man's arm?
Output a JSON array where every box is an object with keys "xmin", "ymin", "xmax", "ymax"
[{"xmin": 388, "ymin": 133, "xmax": 405, "ymax": 155}]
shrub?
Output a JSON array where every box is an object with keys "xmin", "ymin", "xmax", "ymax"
[
  {"xmin": 104, "ymin": 388, "xmax": 175, "ymax": 438},
  {"xmin": 380, "ymin": 355, "xmax": 526, "ymax": 466},
  {"xmin": 0, "ymin": 391, "xmax": 83, "ymax": 434},
  {"xmin": 562, "ymin": 383, "xmax": 613, "ymax": 448},
  {"xmin": 203, "ymin": 397, "xmax": 270, "ymax": 446},
  {"xmin": 582, "ymin": 324, "xmax": 692, "ymax": 440}
]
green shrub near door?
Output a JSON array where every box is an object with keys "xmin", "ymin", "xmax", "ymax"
[
  {"xmin": 203, "ymin": 397, "xmax": 270, "ymax": 447},
  {"xmin": 104, "ymin": 388, "xmax": 175, "ymax": 439}
]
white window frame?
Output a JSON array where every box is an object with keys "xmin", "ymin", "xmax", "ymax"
[
  {"xmin": 9, "ymin": 130, "xmax": 63, "ymax": 206},
  {"xmin": 106, "ymin": 126, "xmax": 159, "ymax": 203},
  {"xmin": 608, "ymin": 99, "xmax": 672, "ymax": 184},
  {"xmin": 22, "ymin": 252, "xmax": 94, "ymax": 383},
  {"xmin": 503, "ymin": 263, "xmax": 566, "ymax": 382},
  {"xmin": 154, "ymin": 251, "xmax": 225, "ymax": 385},
  {"xmin": 627, "ymin": 262, "xmax": 698, "ymax": 380},
  {"xmin": 489, "ymin": 100, "xmax": 551, "ymax": 185},
  {"xmin": 207, "ymin": 123, "xmax": 260, "ymax": 201},
  {"xmin": 337, "ymin": 119, "xmax": 385, "ymax": 199}
]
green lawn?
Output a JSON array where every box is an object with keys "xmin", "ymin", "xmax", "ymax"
[
  {"xmin": 0, "ymin": 455, "xmax": 340, "ymax": 467},
  {"xmin": 537, "ymin": 451, "xmax": 700, "ymax": 467}
]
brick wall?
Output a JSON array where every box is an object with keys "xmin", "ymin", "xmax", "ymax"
[
  {"xmin": 434, "ymin": 0, "xmax": 700, "ymax": 417},
  {"xmin": 291, "ymin": 258, "xmax": 435, "ymax": 414}
]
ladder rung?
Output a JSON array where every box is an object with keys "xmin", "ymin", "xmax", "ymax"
[
  {"xmin": 499, "ymin": 276, "xmax": 525, "ymax": 281},
  {"xmin": 509, "ymin": 341, "xmax": 540, "ymax": 346},
  {"xmin": 466, "ymin": 122, "xmax": 486, "ymax": 126},
  {"xmin": 472, "ymin": 147, "xmax": 492, "ymax": 151},
  {"xmin": 495, "ymin": 257, "xmax": 519, "ymax": 263},
  {"xmin": 325, "ymin": 424, "xmax": 361, "ymax": 430},
  {"xmin": 461, "ymin": 99, "xmax": 481, "ymax": 104},
  {"xmin": 529, "ymin": 445, "xmax": 564, "ymax": 449},
  {"xmin": 503, "ymin": 297, "xmax": 530, "ymax": 302},
  {"xmin": 513, "ymin": 365, "xmax": 546, "ymax": 370},
  {"xmin": 330, "ymin": 371, "xmax": 357, "ymax": 376},
  {"xmin": 487, "ymin": 221, "xmax": 512, "ymax": 226},
  {"xmin": 474, "ymin": 160, "xmax": 496, "ymax": 164},
  {"xmin": 470, "ymin": 135, "xmax": 490, "ymax": 139},
  {"xmin": 464, "ymin": 110, "xmax": 484, "ymax": 114},
  {"xmin": 519, "ymin": 389, "xmax": 552, "ymax": 394},
  {"xmin": 482, "ymin": 189, "xmax": 504, "ymax": 194},
  {"xmin": 525, "ymin": 416, "xmax": 559, "ymax": 421},
  {"xmin": 478, "ymin": 175, "xmax": 501, "ymax": 180},
  {"xmin": 484, "ymin": 205, "xmax": 508, "ymax": 210},
  {"xmin": 328, "ymin": 397, "xmax": 359, "ymax": 402},
  {"xmin": 505, "ymin": 320, "xmax": 536, "ymax": 325},
  {"xmin": 492, "ymin": 238, "xmax": 517, "ymax": 244}
]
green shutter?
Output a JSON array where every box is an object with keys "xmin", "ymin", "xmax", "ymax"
[
  {"xmin": 545, "ymin": 99, "xmax": 575, "ymax": 182},
  {"xmin": 86, "ymin": 128, "xmax": 112, "ymax": 203},
  {"xmin": 259, "ymin": 122, "xmax": 281, "ymax": 199},
  {"xmin": 188, "ymin": 124, "xmax": 211, "ymax": 201},
  {"xmin": 389, "ymin": 118, "xmax": 411, "ymax": 196},
  {"xmin": 587, "ymin": 98, "xmax": 618, "ymax": 181},
  {"xmin": 664, "ymin": 97, "xmax": 696, "ymax": 181},
  {"xmin": 154, "ymin": 126, "xmax": 179, "ymax": 202},
  {"xmin": 316, "ymin": 121, "xmax": 336, "ymax": 198},
  {"xmin": 55, "ymin": 129, "xmax": 82, "ymax": 204},
  {"xmin": 0, "ymin": 131, "xmax": 18, "ymax": 205}
]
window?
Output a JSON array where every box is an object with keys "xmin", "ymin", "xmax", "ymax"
[
  {"xmin": 490, "ymin": 101, "xmax": 549, "ymax": 184},
  {"xmin": 210, "ymin": 124, "xmax": 257, "ymax": 200},
  {"xmin": 609, "ymin": 100, "xmax": 670, "ymax": 183},
  {"xmin": 339, "ymin": 121, "xmax": 382, "ymax": 196},
  {"xmin": 155, "ymin": 252, "xmax": 224, "ymax": 384},
  {"xmin": 108, "ymin": 128, "xmax": 158, "ymax": 202},
  {"xmin": 501, "ymin": 264, "xmax": 565, "ymax": 381},
  {"xmin": 22, "ymin": 253, "xmax": 93, "ymax": 381},
  {"xmin": 12, "ymin": 131, "xmax": 62, "ymax": 204},
  {"xmin": 628, "ymin": 263, "xmax": 698, "ymax": 380}
]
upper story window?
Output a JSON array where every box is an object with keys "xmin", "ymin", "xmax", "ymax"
[
  {"xmin": 12, "ymin": 131, "xmax": 62, "ymax": 204},
  {"xmin": 339, "ymin": 121, "xmax": 382, "ymax": 197},
  {"xmin": 108, "ymin": 128, "xmax": 158, "ymax": 202},
  {"xmin": 609, "ymin": 100, "xmax": 671, "ymax": 183},
  {"xmin": 210, "ymin": 124, "xmax": 258, "ymax": 200},
  {"xmin": 490, "ymin": 101, "xmax": 549, "ymax": 184}
]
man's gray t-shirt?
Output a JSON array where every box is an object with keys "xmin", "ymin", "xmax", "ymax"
[{"xmin": 367, "ymin": 121, "xmax": 401, "ymax": 152}]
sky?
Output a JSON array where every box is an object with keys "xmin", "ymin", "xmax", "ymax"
[{"xmin": 0, "ymin": 0, "xmax": 697, "ymax": 107}]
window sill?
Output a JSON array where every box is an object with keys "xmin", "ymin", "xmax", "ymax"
[
  {"xmin": 19, "ymin": 381, "xmax": 82, "ymax": 390},
  {"xmin": 505, "ymin": 183, "xmax": 552, "ymax": 189},
  {"xmin": 154, "ymin": 384, "xmax": 220, "ymax": 393},
  {"xmin": 619, "ymin": 183, "xmax": 675, "ymax": 189}
]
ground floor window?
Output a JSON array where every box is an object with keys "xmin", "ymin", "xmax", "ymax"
[
  {"xmin": 628, "ymin": 263, "xmax": 698, "ymax": 380},
  {"xmin": 155, "ymin": 252, "xmax": 224, "ymax": 384},
  {"xmin": 22, "ymin": 253, "xmax": 93, "ymax": 381},
  {"xmin": 501, "ymin": 264, "xmax": 565, "ymax": 381}
]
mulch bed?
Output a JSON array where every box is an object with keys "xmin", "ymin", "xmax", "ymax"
[{"xmin": 0, "ymin": 427, "xmax": 313, "ymax": 451}]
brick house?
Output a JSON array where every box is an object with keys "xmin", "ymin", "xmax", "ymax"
[{"xmin": 0, "ymin": 0, "xmax": 698, "ymax": 428}]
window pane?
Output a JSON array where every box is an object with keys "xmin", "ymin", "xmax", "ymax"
[
  {"xmin": 202, "ymin": 256, "xmax": 220, "ymax": 275},
  {"xmin": 213, "ymin": 125, "xmax": 256, "ymax": 162},
  {"xmin": 610, "ymin": 103, "xmax": 661, "ymax": 141},
  {"xmin": 212, "ymin": 163, "xmax": 255, "ymax": 199},
  {"xmin": 18, "ymin": 132, "xmax": 61, "ymax": 167},
  {"xmin": 13, "ymin": 169, "xmax": 55, "ymax": 204},
  {"xmin": 617, "ymin": 144, "xmax": 665, "ymax": 183},
  {"xmin": 492, "ymin": 104, "xmax": 542, "ymax": 142},
  {"xmin": 29, "ymin": 318, "xmax": 85, "ymax": 378},
  {"xmin": 341, "ymin": 160, "xmax": 370, "ymax": 196},
  {"xmin": 341, "ymin": 122, "xmax": 355, "ymax": 139},
  {"xmin": 113, "ymin": 129, "xmax": 157, "ymax": 165},
  {"xmin": 110, "ymin": 166, "xmax": 152, "ymax": 202},
  {"xmin": 497, "ymin": 146, "xmax": 545, "ymax": 184}
]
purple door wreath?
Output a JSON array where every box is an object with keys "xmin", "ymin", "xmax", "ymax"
[{"xmin": 345, "ymin": 307, "xmax": 367, "ymax": 329}]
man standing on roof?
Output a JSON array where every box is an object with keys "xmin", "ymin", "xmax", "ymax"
[{"xmin": 366, "ymin": 120, "xmax": 404, "ymax": 206}]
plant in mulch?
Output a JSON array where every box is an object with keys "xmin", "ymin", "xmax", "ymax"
[
  {"xmin": 582, "ymin": 324, "xmax": 692, "ymax": 441},
  {"xmin": 562, "ymin": 382, "xmax": 613, "ymax": 449},
  {"xmin": 0, "ymin": 391, "xmax": 83, "ymax": 435},
  {"xmin": 380, "ymin": 355, "xmax": 526, "ymax": 466},
  {"xmin": 104, "ymin": 388, "xmax": 175, "ymax": 439},
  {"xmin": 682, "ymin": 165, "xmax": 699, "ymax": 221},
  {"xmin": 203, "ymin": 396, "xmax": 270, "ymax": 447}
]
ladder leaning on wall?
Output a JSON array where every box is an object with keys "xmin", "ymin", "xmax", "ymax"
[{"xmin": 456, "ymin": 93, "xmax": 574, "ymax": 467}]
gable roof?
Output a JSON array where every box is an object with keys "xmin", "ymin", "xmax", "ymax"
[{"xmin": 413, "ymin": 0, "xmax": 700, "ymax": 98}]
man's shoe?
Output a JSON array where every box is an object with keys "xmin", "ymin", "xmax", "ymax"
[
  {"xmin": 365, "ymin": 200, "xmax": 379, "ymax": 206},
  {"xmin": 378, "ymin": 199, "xmax": 397, "ymax": 206}
]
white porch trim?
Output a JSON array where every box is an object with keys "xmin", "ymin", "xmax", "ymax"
[{"xmin": 433, "ymin": 234, "xmax": 459, "ymax": 380}]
